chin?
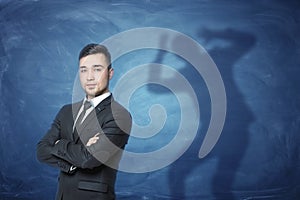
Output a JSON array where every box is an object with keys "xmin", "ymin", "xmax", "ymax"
[
  {"xmin": 86, "ymin": 92, "xmax": 103, "ymax": 98},
  {"xmin": 85, "ymin": 88, "xmax": 107, "ymax": 98},
  {"xmin": 85, "ymin": 91, "xmax": 96, "ymax": 98}
]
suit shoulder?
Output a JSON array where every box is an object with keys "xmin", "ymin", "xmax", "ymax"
[
  {"xmin": 53, "ymin": 104, "xmax": 71, "ymax": 117},
  {"xmin": 111, "ymin": 100, "xmax": 130, "ymax": 114},
  {"xmin": 60, "ymin": 103, "xmax": 72, "ymax": 111},
  {"xmin": 59, "ymin": 101, "xmax": 80, "ymax": 113}
]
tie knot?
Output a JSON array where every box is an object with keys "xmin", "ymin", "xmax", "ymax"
[{"xmin": 83, "ymin": 101, "xmax": 92, "ymax": 111}]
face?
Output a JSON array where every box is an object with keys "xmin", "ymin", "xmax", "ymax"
[{"xmin": 79, "ymin": 53, "xmax": 113, "ymax": 100}]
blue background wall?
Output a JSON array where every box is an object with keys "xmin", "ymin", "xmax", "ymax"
[{"xmin": 1, "ymin": 0, "xmax": 300, "ymax": 199}]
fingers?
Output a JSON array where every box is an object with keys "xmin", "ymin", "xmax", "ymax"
[
  {"xmin": 86, "ymin": 138, "xmax": 98, "ymax": 146},
  {"xmin": 86, "ymin": 133, "xmax": 100, "ymax": 147}
]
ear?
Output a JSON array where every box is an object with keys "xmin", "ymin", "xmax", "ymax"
[{"xmin": 109, "ymin": 68, "xmax": 114, "ymax": 80}]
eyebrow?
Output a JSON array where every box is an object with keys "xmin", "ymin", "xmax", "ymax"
[
  {"xmin": 79, "ymin": 65, "xmax": 105, "ymax": 68},
  {"xmin": 92, "ymin": 65, "xmax": 105, "ymax": 68}
]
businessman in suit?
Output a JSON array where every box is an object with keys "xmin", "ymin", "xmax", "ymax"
[{"xmin": 37, "ymin": 44, "xmax": 132, "ymax": 200}]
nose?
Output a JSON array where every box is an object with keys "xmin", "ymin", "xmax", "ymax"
[{"xmin": 87, "ymin": 69, "xmax": 95, "ymax": 80}]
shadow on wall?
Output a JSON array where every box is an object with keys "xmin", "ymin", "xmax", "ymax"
[
  {"xmin": 147, "ymin": 27, "xmax": 256, "ymax": 199},
  {"xmin": 200, "ymin": 28, "xmax": 256, "ymax": 200}
]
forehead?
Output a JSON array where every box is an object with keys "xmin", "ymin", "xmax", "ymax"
[{"xmin": 79, "ymin": 53, "xmax": 108, "ymax": 66}]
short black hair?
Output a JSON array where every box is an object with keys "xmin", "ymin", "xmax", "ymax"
[{"xmin": 79, "ymin": 43, "xmax": 112, "ymax": 68}]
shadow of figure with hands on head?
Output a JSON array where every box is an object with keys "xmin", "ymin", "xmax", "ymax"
[
  {"xmin": 147, "ymin": 27, "xmax": 256, "ymax": 199},
  {"xmin": 199, "ymin": 27, "xmax": 256, "ymax": 199}
]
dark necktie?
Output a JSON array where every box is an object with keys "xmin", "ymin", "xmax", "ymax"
[{"xmin": 74, "ymin": 101, "xmax": 92, "ymax": 130}]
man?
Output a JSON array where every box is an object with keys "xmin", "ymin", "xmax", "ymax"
[{"xmin": 37, "ymin": 44, "xmax": 132, "ymax": 200}]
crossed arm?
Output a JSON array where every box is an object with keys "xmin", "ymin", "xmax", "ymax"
[{"xmin": 36, "ymin": 105, "xmax": 131, "ymax": 173}]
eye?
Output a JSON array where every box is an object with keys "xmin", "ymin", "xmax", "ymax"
[
  {"xmin": 94, "ymin": 68, "xmax": 102, "ymax": 72},
  {"xmin": 80, "ymin": 69, "xmax": 87, "ymax": 73}
]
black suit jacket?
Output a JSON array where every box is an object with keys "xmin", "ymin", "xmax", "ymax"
[{"xmin": 37, "ymin": 95, "xmax": 132, "ymax": 200}]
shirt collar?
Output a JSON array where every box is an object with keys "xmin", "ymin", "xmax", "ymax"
[{"xmin": 84, "ymin": 92, "xmax": 111, "ymax": 108}]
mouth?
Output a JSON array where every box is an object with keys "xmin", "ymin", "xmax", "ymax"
[{"xmin": 86, "ymin": 84, "xmax": 97, "ymax": 89}]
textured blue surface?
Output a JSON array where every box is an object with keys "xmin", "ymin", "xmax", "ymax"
[{"xmin": 1, "ymin": 0, "xmax": 300, "ymax": 199}]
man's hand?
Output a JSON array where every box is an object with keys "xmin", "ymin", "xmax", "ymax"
[{"xmin": 86, "ymin": 133, "xmax": 100, "ymax": 147}]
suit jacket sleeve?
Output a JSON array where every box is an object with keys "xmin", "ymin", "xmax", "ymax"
[
  {"xmin": 51, "ymin": 106, "xmax": 132, "ymax": 170},
  {"xmin": 36, "ymin": 105, "xmax": 73, "ymax": 173}
]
